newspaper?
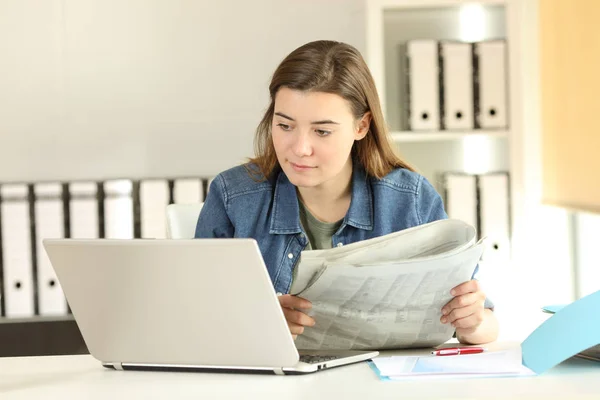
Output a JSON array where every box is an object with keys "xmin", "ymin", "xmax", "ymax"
[{"xmin": 290, "ymin": 219, "xmax": 486, "ymax": 351}]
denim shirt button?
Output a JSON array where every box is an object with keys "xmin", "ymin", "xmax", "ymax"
[
  {"xmin": 336, "ymin": 242, "xmax": 343, "ymax": 247},
  {"xmin": 287, "ymin": 253, "xmax": 294, "ymax": 259}
]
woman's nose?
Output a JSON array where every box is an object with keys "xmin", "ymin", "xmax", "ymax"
[{"xmin": 291, "ymin": 132, "xmax": 313, "ymax": 157}]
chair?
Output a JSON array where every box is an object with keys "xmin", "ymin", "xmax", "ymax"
[{"xmin": 165, "ymin": 203, "xmax": 204, "ymax": 239}]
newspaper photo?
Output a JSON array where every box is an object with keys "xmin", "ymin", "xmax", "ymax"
[{"xmin": 290, "ymin": 219, "xmax": 486, "ymax": 351}]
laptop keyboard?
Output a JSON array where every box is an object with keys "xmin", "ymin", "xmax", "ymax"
[{"xmin": 299, "ymin": 354, "xmax": 341, "ymax": 364}]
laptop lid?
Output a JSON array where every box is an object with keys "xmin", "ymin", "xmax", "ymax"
[{"xmin": 43, "ymin": 238, "xmax": 300, "ymax": 369}]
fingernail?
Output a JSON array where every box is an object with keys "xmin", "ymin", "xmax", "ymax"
[
  {"xmin": 441, "ymin": 317, "xmax": 447, "ymax": 324},
  {"xmin": 442, "ymin": 308, "xmax": 448, "ymax": 315},
  {"xmin": 450, "ymin": 289, "xmax": 456, "ymax": 296}
]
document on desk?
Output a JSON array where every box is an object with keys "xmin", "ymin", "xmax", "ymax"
[
  {"xmin": 291, "ymin": 219, "xmax": 486, "ymax": 351},
  {"xmin": 369, "ymin": 349, "xmax": 535, "ymax": 381}
]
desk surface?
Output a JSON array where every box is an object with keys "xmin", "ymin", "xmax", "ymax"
[{"xmin": 1, "ymin": 343, "xmax": 599, "ymax": 400}]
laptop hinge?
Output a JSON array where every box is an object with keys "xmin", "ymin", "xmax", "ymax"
[
  {"xmin": 273, "ymin": 368, "xmax": 284, "ymax": 376},
  {"xmin": 113, "ymin": 362, "xmax": 124, "ymax": 371}
]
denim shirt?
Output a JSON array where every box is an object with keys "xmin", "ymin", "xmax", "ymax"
[
  {"xmin": 195, "ymin": 161, "xmax": 450, "ymax": 287},
  {"xmin": 195, "ymin": 162, "xmax": 492, "ymax": 309}
]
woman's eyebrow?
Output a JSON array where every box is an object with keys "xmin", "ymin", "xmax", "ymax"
[
  {"xmin": 274, "ymin": 112, "xmax": 295, "ymax": 121},
  {"xmin": 310, "ymin": 119, "xmax": 339, "ymax": 125},
  {"xmin": 274, "ymin": 112, "xmax": 339, "ymax": 125}
]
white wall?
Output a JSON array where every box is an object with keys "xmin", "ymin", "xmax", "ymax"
[
  {"xmin": 575, "ymin": 212, "xmax": 600, "ymax": 299},
  {"xmin": 0, "ymin": 0, "xmax": 365, "ymax": 183}
]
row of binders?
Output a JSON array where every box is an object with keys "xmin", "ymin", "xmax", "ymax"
[
  {"xmin": 0, "ymin": 177, "xmax": 211, "ymax": 319},
  {"xmin": 443, "ymin": 171, "xmax": 511, "ymax": 264},
  {"xmin": 406, "ymin": 39, "xmax": 508, "ymax": 131}
]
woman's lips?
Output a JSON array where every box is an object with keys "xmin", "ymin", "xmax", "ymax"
[{"xmin": 290, "ymin": 162, "xmax": 315, "ymax": 171}]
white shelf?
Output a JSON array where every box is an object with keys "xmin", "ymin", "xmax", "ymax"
[
  {"xmin": 390, "ymin": 130, "xmax": 508, "ymax": 142},
  {"xmin": 0, "ymin": 315, "xmax": 75, "ymax": 324},
  {"xmin": 375, "ymin": 0, "xmax": 506, "ymax": 10}
]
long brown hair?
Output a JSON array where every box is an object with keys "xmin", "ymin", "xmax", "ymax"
[{"xmin": 249, "ymin": 40, "xmax": 413, "ymax": 179}]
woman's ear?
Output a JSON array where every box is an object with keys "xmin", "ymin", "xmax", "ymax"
[{"xmin": 355, "ymin": 112, "xmax": 372, "ymax": 141}]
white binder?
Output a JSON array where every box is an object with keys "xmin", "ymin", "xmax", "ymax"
[
  {"xmin": 444, "ymin": 174, "xmax": 478, "ymax": 232},
  {"xmin": 104, "ymin": 180, "xmax": 134, "ymax": 239},
  {"xmin": 441, "ymin": 41, "xmax": 474, "ymax": 130},
  {"xmin": 69, "ymin": 182, "xmax": 99, "ymax": 239},
  {"xmin": 1, "ymin": 184, "xmax": 34, "ymax": 317},
  {"xmin": 140, "ymin": 180, "xmax": 169, "ymax": 239},
  {"xmin": 406, "ymin": 40, "xmax": 440, "ymax": 131},
  {"xmin": 173, "ymin": 178, "xmax": 203, "ymax": 203},
  {"xmin": 474, "ymin": 40, "xmax": 508, "ymax": 129},
  {"xmin": 34, "ymin": 183, "xmax": 67, "ymax": 316},
  {"xmin": 478, "ymin": 173, "xmax": 510, "ymax": 263}
]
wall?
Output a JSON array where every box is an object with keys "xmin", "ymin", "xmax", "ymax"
[
  {"xmin": 574, "ymin": 212, "xmax": 600, "ymax": 298},
  {"xmin": 539, "ymin": 0, "xmax": 600, "ymax": 213},
  {"xmin": 0, "ymin": 0, "xmax": 366, "ymax": 183}
]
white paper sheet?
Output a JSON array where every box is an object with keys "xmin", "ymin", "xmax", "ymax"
[{"xmin": 371, "ymin": 348, "xmax": 534, "ymax": 380}]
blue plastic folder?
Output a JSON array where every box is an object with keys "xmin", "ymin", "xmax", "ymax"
[
  {"xmin": 521, "ymin": 289, "xmax": 600, "ymax": 374},
  {"xmin": 541, "ymin": 304, "xmax": 565, "ymax": 314}
]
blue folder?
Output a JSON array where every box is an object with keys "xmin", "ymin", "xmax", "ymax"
[{"xmin": 521, "ymin": 290, "xmax": 600, "ymax": 373}]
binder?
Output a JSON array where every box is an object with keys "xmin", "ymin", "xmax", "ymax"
[
  {"xmin": 443, "ymin": 173, "xmax": 478, "ymax": 232},
  {"xmin": 440, "ymin": 41, "xmax": 474, "ymax": 130},
  {"xmin": 34, "ymin": 182, "xmax": 68, "ymax": 316},
  {"xmin": 104, "ymin": 180, "xmax": 134, "ymax": 239},
  {"xmin": 406, "ymin": 40, "xmax": 440, "ymax": 131},
  {"xmin": 474, "ymin": 40, "xmax": 508, "ymax": 129},
  {"xmin": 69, "ymin": 182, "xmax": 99, "ymax": 239},
  {"xmin": 140, "ymin": 180, "xmax": 169, "ymax": 239},
  {"xmin": 173, "ymin": 178, "xmax": 203, "ymax": 203},
  {"xmin": 0, "ymin": 184, "xmax": 35, "ymax": 317},
  {"xmin": 478, "ymin": 172, "xmax": 511, "ymax": 263}
]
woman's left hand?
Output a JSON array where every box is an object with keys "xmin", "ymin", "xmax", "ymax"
[{"xmin": 440, "ymin": 280, "xmax": 486, "ymax": 336}]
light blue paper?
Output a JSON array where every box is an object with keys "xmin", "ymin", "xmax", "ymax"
[
  {"xmin": 521, "ymin": 289, "xmax": 600, "ymax": 374},
  {"xmin": 367, "ymin": 360, "xmax": 391, "ymax": 381},
  {"xmin": 368, "ymin": 350, "xmax": 534, "ymax": 380},
  {"xmin": 541, "ymin": 304, "xmax": 565, "ymax": 314}
]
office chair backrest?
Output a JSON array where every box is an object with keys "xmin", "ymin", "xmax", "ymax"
[{"xmin": 166, "ymin": 203, "xmax": 204, "ymax": 239}]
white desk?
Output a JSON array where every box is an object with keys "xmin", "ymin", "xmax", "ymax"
[{"xmin": 1, "ymin": 343, "xmax": 599, "ymax": 400}]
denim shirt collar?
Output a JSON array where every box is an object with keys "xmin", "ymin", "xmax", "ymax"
[{"xmin": 269, "ymin": 162, "xmax": 374, "ymax": 234}]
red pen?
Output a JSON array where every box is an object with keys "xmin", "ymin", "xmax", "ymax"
[{"xmin": 431, "ymin": 347, "xmax": 486, "ymax": 356}]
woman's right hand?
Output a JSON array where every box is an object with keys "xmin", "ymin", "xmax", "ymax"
[{"xmin": 277, "ymin": 294, "xmax": 315, "ymax": 339}]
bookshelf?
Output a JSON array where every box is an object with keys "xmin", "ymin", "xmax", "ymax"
[
  {"xmin": 366, "ymin": 0, "xmax": 542, "ymax": 339},
  {"xmin": 366, "ymin": 0, "xmax": 510, "ymax": 190},
  {"xmin": 366, "ymin": 1, "xmax": 576, "ymax": 341},
  {"xmin": 390, "ymin": 130, "xmax": 508, "ymax": 142},
  {"xmin": 0, "ymin": 176, "xmax": 210, "ymax": 357}
]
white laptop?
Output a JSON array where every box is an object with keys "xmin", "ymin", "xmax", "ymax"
[{"xmin": 43, "ymin": 238, "xmax": 378, "ymax": 375}]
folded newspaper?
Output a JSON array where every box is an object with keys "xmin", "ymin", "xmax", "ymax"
[{"xmin": 290, "ymin": 219, "xmax": 486, "ymax": 351}]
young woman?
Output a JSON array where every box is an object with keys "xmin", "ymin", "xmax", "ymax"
[{"xmin": 195, "ymin": 40, "xmax": 498, "ymax": 345}]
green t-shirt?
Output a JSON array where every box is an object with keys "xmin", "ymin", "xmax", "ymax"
[{"xmin": 298, "ymin": 200, "xmax": 343, "ymax": 250}]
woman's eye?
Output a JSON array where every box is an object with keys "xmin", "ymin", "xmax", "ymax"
[
  {"xmin": 277, "ymin": 123, "xmax": 291, "ymax": 131},
  {"xmin": 316, "ymin": 129, "xmax": 331, "ymax": 137}
]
